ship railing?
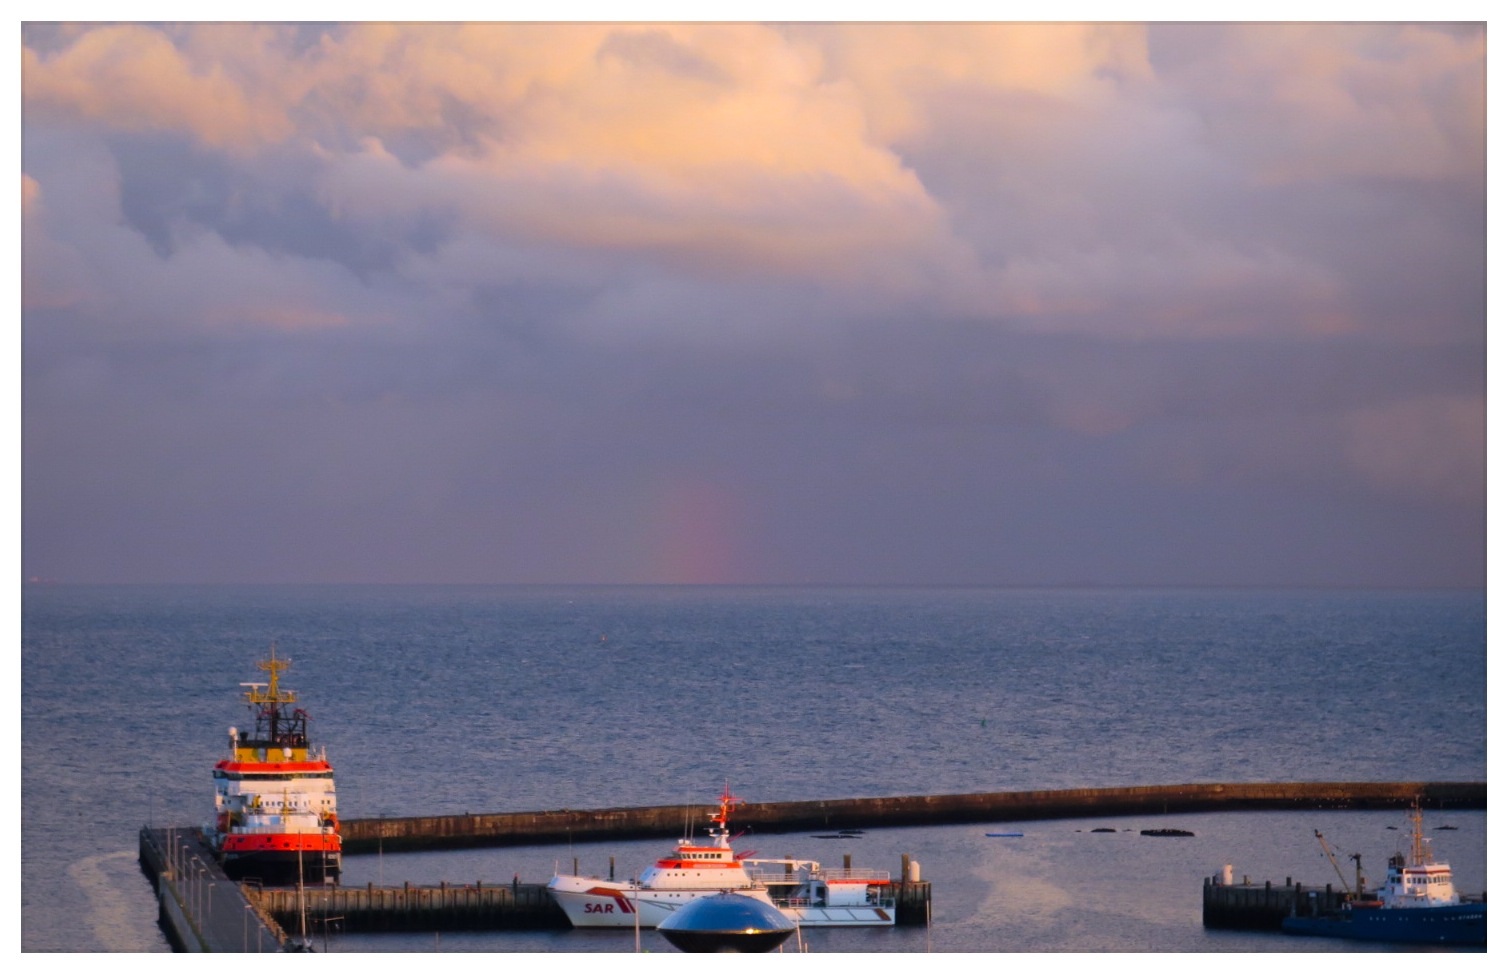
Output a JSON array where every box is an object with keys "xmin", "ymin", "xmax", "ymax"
[
  {"xmin": 227, "ymin": 822, "xmax": 337, "ymax": 835},
  {"xmin": 770, "ymin": 890, "xmax": 900, "ymax": 910},
  {"xmin": 816, "ymin": 868, "xmax": 892, "ymax": 883},
  {"xmin": 748, "ymin": 866, "xmax": 891, "ymax": 884}
]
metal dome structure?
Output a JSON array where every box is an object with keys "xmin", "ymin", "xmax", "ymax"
[{"xmin": 657, "ymin": 892, "xmax": 798, "ymax": 953}]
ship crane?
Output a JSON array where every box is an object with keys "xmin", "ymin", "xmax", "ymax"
[{"xmin": 1313, "ymin": 830, "xmax": 1352, "ymax": 894}]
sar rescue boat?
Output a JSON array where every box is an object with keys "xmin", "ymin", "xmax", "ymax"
[
  {"xmin": 208, "ymin": 646, "xmax": 341, "ymax": 885},
  {"xmin": 547, "ymin": 786, "xmax": 896, "ymax": 928}
]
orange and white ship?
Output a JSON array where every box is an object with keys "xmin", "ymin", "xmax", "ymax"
[
  {"xmin": 208, "ymin": 647, "xmax": 341, "ymax": 886},
  {"xmin": 547, "ymin": 786, "xmax": 896, "ymax": 928}
]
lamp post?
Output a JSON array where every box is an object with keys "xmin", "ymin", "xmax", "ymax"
[{"xmin": 194, "ymin": 863, "xmax": 206, "ymax": 931}]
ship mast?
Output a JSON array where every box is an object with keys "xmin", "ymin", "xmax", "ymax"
[
  {"xmin": 1408, "ymin": 801, "xmax": 1431, "ymax": 867},
  {"xmin": 240, "ymin": 644, "xmax": 307, "ymax": 749}
]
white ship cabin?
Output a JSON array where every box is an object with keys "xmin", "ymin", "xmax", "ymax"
[
  {"xmin": 821, "ymin": 877, "xmax": 887, "ymax": 907},
  {"xmin": 1380, "ymin": 856, "xmax": 1459, "ymax": 908},
  {"xmin": 665, "ymin": 845, "xmax": 736, "ymax": 864}
]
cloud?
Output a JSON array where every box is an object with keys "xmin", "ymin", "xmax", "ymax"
[
  {"xmin": 1150, "ymin": 24, "xmax": 1485, "ymax": 186},
  {"xmin": 1342, "ymin": 395, "xmax": 1485, "ymax": 507},
  {"xmin": 22, "ymin": 24, "xmax": 296, "ymax": 149},
  {"xmin": 21, "ymin": 23, "xmax": 1486, "ymax": 343},
  {"xmin": 19, "ymin": 23, "xmax": 1485, "ymax": 586}
]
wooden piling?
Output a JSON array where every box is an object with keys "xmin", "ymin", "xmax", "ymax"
[{"xmin": 1201, "ymin": 874, "xmax": 1351, "ymax": 930}]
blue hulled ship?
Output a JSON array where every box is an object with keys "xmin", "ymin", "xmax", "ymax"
[{"xmin": 1282, "ymin": 805, "xmax": 1485, "ymax": 946}]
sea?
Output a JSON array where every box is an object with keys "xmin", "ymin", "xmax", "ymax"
[{"xmin": 18, "ymin": 584, "xmax": 1489, "ymax": 956}]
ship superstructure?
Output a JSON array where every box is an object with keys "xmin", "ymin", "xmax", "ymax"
[
  {"xmin": 548, "ymin": 786, "xmax": 896, "ymax": 928},
  {"xmin": 208, "ymin": 646, "xmax": 341, "ymax": 885}
]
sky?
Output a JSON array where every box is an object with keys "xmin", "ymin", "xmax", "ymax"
[{"xmin": 17, "ymin": 18, "xmax": 1489, "ymax": 587}]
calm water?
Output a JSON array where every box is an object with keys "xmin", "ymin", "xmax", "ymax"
[{"xmin": 19, "ymin": 585, "xmax": 1487, "ymax": 952}]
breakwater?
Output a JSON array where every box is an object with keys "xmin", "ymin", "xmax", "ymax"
[{"xmin": 339, "ymin": 781, "xmax": 1485, "ymax": 853}]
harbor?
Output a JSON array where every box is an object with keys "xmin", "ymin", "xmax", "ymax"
[
  {"xmin": 28, "ymin": 587, "xmax": 1487, "ymax": 952},
  {"xmin": 139, "ymin": 780, "xmax": 1484, "ymax": 950}
]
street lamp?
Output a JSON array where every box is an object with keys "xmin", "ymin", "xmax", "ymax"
[{"xmin": 191, "ymin": 861, "xmax": 209, "ymax": 936}]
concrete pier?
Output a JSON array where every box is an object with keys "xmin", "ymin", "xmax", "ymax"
[
  {"xmin": 138, "ymin": 827, "xmax": 287, "ymax": 952},
  {"xmin": 339, "ymin": 781, "xmax": 1486, "ymax": 853}
]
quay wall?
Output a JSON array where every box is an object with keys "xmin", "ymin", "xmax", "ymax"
[
  {"xmin": 339, "ymin": 781, "xmax": 1485, "ymax": 854},
  {"xmin": 248, "ymin": 881, "xmax": 572, "ymax": 934},
  {"xmin": 1202, "ymin": 876, "xmax": 1351, "ymax": 931}
]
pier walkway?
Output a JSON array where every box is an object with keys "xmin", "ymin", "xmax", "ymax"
[{"xmin": 138, "ymin": 827, "xmax": 287, "ymax": 952}]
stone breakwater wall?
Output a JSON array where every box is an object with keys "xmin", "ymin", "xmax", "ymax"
[{"xmin": 339, "ymin": 781, "xmax": 1485, "ymax": 854}]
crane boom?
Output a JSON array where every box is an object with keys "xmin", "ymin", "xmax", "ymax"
[{"xmin": 1313, "ymin": 830, "xmax": 1352, "ymax": 893}]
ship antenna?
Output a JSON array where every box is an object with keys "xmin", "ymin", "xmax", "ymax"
[{"xmin": 1409, "ymin": 798, "xmax": 1431, "ymax": 866}]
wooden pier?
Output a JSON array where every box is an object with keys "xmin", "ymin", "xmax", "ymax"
[
  {"xmin": 248, "ymin": 880, "xmax": 571, "ymax": 934},
  {"xmin": 1202, "ymin": 874, "xmax": 1351, "ymax": 930}
]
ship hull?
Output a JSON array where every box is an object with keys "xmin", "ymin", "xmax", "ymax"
[
  {"xmin": 547, "ymin": 875, "xmax": 771, "ymax": 929},
  {"xmin": 221, "ymin": 849, "xmax": 342, "ymax": 886},
  {"xmin": 547, "ymin": 875, "xmax": 894, "ymax": 928},
  {"xmin": 777, "ymin": 904, "xmax": 895, "ymax": 927},
  {"xmin": 1282, "ymin": 903, "xmax": 1486, "ymax": 945}
]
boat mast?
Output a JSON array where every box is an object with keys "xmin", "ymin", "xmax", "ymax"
[
  {"xmin": 1408, "ymin": 801, "xmax": 1431, "ymax": 867},
  {"xmin": 240, "ymin": 644, "xmax": 306, "ymax": 749}
]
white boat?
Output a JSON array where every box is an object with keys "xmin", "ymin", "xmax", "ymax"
[{"xmin": 546, "ymin": 786, "xmax": 897, "ymax": 929}]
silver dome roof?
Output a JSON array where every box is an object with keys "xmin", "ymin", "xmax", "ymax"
[{"xmin": 659, "ymin": 892, "xmax": 795, "ymax": 933}]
